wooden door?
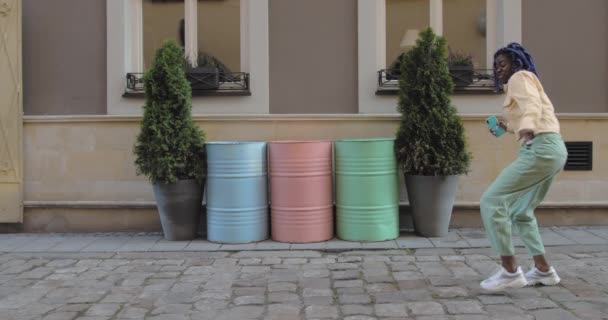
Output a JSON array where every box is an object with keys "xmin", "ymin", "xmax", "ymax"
[{"xmin": 0, "ymin": 0, "xmax": 23, "ymax": 222}]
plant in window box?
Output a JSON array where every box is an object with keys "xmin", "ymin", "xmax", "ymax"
[
  {"xmin": 447, "ymin": 48, "xmax": 474, "ymax": 87},
  {"xmin": 177, "ymin": 19, "xmax": 233, "ymax": 91},
  {"xmin": 386, "ymin": 52, "xmax": 406, "ymax": 81},
  {"xmin": 395, "ymin": 28, "xmax": 471, "ymax": 237},
  {"xmin": 134, "ymin": 40, "xmax": 206, "ymax": 241}
]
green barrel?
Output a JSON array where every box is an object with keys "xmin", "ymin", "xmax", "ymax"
[{"xmin": 335, "ymin": 138, "xmax": 399, "ymax": 241}]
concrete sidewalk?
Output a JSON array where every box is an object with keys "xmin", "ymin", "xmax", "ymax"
[
  {"xmin": 0, "ymin": 227, "xmax": 607, "ymax": 319},
  {"xmin": 0, "ymin": 226, "xmax": 607, "ymax": 253}
]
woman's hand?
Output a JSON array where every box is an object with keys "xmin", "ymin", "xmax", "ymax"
[
  {"xmin": 496, "ymin": 116, "xmax": 508, "ymax": 131},
  {"xmin": 519, "ymin": 129, "xmax": 535, "ymax": 144},
  {"xmin": 498, "ymin": 120, "xmax": 507, "ymax": 131},
  {"xmin": 489, "ymin": 116, "xmax": 508, "ymax": 136}
]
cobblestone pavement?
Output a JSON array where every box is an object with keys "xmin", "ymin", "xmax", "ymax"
[{"xmin": 0, "ymin": 244, "xmax": 607, "ymax": 320}]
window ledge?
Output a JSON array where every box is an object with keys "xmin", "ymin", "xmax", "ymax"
[
  {"xmin": 376, "ymin": 68, "xmax": 501, "ymax": 96},
  {"xmin": 375, "ymin": 88, "xmax": 501, "ymax": 96},
  {"xmin": 123, "ymin": 90, "xmax": 252, "ymax": 99},
  {"xmin": 125, "ymin": 72, "xmax": 251, "ymax": 98}
]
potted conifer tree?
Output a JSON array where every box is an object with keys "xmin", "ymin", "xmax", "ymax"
[
  {"xmin": 394, "ymin": 28, "xmax": 471, "ymax": 237},
  {"xmin": 134, "ymin": 40, "xmax": 206, "ymax": 241}
]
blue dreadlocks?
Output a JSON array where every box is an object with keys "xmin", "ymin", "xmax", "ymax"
[{"xmin": 493, "ymin": 42, "xmax": 538, "ymax": 89}]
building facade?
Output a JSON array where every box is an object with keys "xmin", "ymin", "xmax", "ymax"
[{"xmin": 1, "ymin": 0, "xmax": 606, "ymax": 231}]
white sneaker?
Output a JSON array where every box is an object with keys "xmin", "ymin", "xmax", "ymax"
[
  {"xmin": 525, "ymin": 266, "xmax": 561, "ymax": 286},
  {"xmin": 480, "ymin": 266, "xmax": 527, "ymax": 291}
]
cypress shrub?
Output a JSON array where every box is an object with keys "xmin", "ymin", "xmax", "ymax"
[
  {"xmin": 395, "ymin": 28, "xmax": 471, "ymax": 176},
  {"xmin": 134, "ymin": 40, "xmax": 206, "ymax": 184}
]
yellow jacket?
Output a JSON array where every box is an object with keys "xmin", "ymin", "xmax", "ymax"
[{"xmin": 502, "ymin": 70, "xmax": 561, "ymax": 142}]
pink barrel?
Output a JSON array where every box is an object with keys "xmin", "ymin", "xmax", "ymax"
[{"xmin": 269, "ymin": 141, "xmax": 333, "ymax": 243}]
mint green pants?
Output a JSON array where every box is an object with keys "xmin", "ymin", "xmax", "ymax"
[{"xmin": 481, "ymin": 133, "xmax": 568, "ymax": 256}]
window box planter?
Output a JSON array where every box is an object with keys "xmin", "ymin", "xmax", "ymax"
[
  {"xmin": 449, "ymin": 65, "xmax": 474, "ymax": 88},
  {"xmin": 186, "ymin": 66, "xmax": 220, "ymax": 91},
  {"xmin": 376, "ymin": 69, "xmax": 499, "ymax": 95},
  {"xmin": 124, "ymin": 71, "xmax": 251, "ymax": 97}
]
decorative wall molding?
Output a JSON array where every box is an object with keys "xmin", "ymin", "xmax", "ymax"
[
  {"xmin": 22, "ymin": 113, "xmax": 608, "ymax": 124},
  {"xmin": 24, "ymin": 200, "xmax": 608, "ymax": 210}
]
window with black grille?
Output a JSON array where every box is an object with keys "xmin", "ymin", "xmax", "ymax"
[{"xmin": 564, "ymin": 142, "xmax": 593, "ymax": 171}]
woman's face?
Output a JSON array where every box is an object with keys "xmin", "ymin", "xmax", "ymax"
[{"xmin": 495, "ymin": 54, "xmax": 514, "ymax": 85}]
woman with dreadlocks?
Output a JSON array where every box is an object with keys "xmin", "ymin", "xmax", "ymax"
[{"xmin": 479, "ymin": 43, "xmax": 568, "ymax": 291}]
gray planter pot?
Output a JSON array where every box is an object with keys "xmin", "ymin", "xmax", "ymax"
[
  {"xmin": 153, "ymin": 179, "xmax": 204, "ymax": 241},
  {"xmin": 405, "ymin": 175, "xmax": 458, "ymax": 237}
]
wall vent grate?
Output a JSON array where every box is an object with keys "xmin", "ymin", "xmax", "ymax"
[{"xmin": 564, "ymin": 141, "xmax": 592, "ymax": 171}]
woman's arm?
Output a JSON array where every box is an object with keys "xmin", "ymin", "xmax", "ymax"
[{"xmin": 508, "ymin": 72, "xmax": 543, "ymax": 142}]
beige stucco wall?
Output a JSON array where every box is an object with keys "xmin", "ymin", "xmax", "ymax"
[
  {"xmin": 523, "ymin": 0, "xmax": 608, "ymax": 113},
  {"xmin": 22, "ymin": 0, "xmax": 106, "ymax": 115},
  {"xmin": 21, "ymin": 1, "xmax": 607, "ymax": 115},
  {"xmin": 269, "ymin": 0, "xmax": 358, "ymax": 114},
  {"xmin": 21, "ymin": 115, "xmax": 608, "ymax": 231}
]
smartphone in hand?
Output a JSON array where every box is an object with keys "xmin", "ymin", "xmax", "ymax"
[{"xmin": 486, "ymin": 115, "xmax": 506, "ymax": 137}]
